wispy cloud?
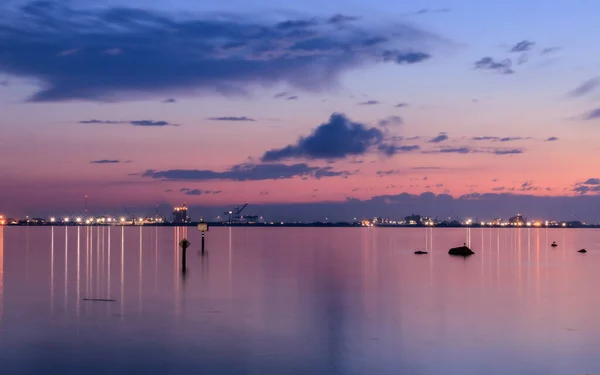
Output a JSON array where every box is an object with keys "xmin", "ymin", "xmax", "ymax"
[
  {"xmin": 207, "ymin": 116, "xmax": 256, "ymax": 122},
  {"xmin": 163, "ymin": 98, "xmax": 176, "ymax": 103},
  {"xmin": 143, "ymin": 163, "xmax": 352, "ymax": 181},
  {"xmin": 358, "ymin": 100, "xmax": 380, "ymax": 105},
  {"xmin": 474, "ymin": 57, "xmax": 513, "ymax": 74},
  {"xmin": 378, "ymin": 116, "xmax": 403, "ymax": 127},
  {"xmin": 80, "ymin": 119, "xmax": 176, "ymax": 127},
  {"xmin": 90, "ymin": 159, "xmax": 121, "ymax": 164},
  {"xmin": 510, "ymin": 40, "xmax": 535, "ymax": 53},
  {"xmin": 545, "ymin": 136, "xmax": 558, "ymax": 142},
  {"xmin": 567, "ymin": 77, "xmax": 600, "ymax": 98},
  {"xmin": 394, "ymin": 102, "xmax": 409, "ymax": 108},
  {"xmin": 582, "ymin": 107, "xmax": 600, "ymax": 120},
  {"xmin": 428, "ymin": 133, "xmax": 448, "ymax": 143}
]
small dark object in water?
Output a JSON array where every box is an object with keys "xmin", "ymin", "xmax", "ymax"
[
  {"xmin": 414, "ymin": 250, "xmax": 428, "ymax": 255},
  {"xmin": 83, "ymin": 298, "xmax": 116, "ymax": 302},
  {"xmin": 448, "ymin": 245, "xmax": 474, "ymax": 256},
  {"xmin": 551, "ymin": 241, "xmax": 557, "ymax": 248},
  {"xmin": 578, "ymin": 249, "xmax": 587, "ymax": 253}
]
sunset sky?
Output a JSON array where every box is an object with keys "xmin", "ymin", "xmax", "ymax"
[{"xmin": 1, "ymin": 0, "xmax": 600, "ymax": 221}]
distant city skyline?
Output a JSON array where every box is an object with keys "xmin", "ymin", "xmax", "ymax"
[{"xmin": 1, "ymin": 0, "xmax": 600, "ymax": 220}]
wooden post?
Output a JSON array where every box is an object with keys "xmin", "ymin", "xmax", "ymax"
[{"xmin": 180, "ymin": 238, "xmax": 190, "ymax": 270}]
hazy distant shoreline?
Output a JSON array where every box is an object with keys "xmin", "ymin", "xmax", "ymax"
[{"xmin": 3, "ymin": 222, "xmax": 599, "ymax": 229}]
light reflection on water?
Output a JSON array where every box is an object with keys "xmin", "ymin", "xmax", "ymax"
[{"xmin": 0, "ymin": 226, "xmax": 600, "ymax": 374}]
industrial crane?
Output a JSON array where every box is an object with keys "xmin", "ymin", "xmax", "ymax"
[{"xmin": 224, "ymin": 203, "xmax": 248, "ymax": 223}]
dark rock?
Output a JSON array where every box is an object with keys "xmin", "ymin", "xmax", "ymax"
[
  {"xmin": 551, "ymin": 242, "xmax": 557, "ymax": 248},
  {"xmin": 414, "ymin": 250, "xmax": 428, "ymax": 255},
  {"xmin": 578, "ymin": 249, "xmax": 587, "ymax": 253},
  {"xmin": 448, "ymin": 245, "xmax": 474, "ymax": 256}
]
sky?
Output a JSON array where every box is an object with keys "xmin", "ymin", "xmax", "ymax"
[{"xmin": 1, "ymin": 0, "xmax": 600, "ymax": 222}]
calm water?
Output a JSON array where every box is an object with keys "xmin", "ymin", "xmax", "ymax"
[{"xmin": 1, "ymin": 226, "xmax": 600, "ymax": 374}]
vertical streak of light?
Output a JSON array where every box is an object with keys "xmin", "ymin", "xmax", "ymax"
[
  {"xmin": 229, "ymin": 226, "xmax": 232, "ymax": 300},
  {"xmin": 139, "ymin": 226, "xmax": 143, "ymax": 314},
  {"xmin": 86, "ymin": 226, "xmax": 90, "ymax": 298},
  {"xmin": 517, "ymin": 229, "xmax": 522, "ymax": 297},
  {"xmin": 155, "ymin": 227, "xmax": 158, "ymax": 293},
  {"xmin": 536, "ymin": 228, "xmax": 540, "ymax": 305},
  {"xmin": 428, "ymin": 227, "xmax": 433, "ymax": 288},
  {"xmin": 64, "ymin": 226, "xmax": 68, "ymax": 312},
  {"xmin": 108, "ymin": 226, "xmax": 111, "ymax": 299},
  {"xmin": 0, "ymin": 227, "xmax": 4, "ymax": 325},
  {"xmin": 481, "ymin": 228, "xmax": 484, "ymax": 296},
  {"xmin": 77, "ymin": 227, "xmax": 81, "ymax": 318},
  {"xmin": 121, "ymin": 226, "xmax": 124, "ymax": 320},
  {"xmin": 174, "ymin": 227, "xmax": 180, "ymax": 318},
  {"xmin": 96, "ymin": 226, "xmax": 100, "ymax": 296},
  {"xmin": 496, "ymin": 228, "xmax": 500, "ymax": 290},
  {"xmin": 51, "ymin": 226, "xmax": 55, "ymax": 313}
]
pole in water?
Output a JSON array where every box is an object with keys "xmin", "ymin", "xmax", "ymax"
[
  {"xmin": 180, "ymin": 238, "xmax": 190, "ymax": 270},
  {"xmin": 201, "ymin": 233, "xmax": 205, "ymax": 255}
]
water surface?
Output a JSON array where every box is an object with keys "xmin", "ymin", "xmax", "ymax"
[{"xmin": 1, "ymin": 226, "xmax": 599, "ymax": 374}]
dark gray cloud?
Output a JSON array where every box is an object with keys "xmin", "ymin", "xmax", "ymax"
[
  {"xmin": 130, "ymin": 120, "xmax": 172, "ymax": 126},
  {"xmin": 163, "ymin": 98, "xmax": 176, "ymax": 103},
  {"xmin": 207, "ymin": 116, "xmax": 256, "ymax": 122},
  {"xmin": 80, "ymin": 119, "xmax": 175, "ymax": 126},
  {"xmin": 90, "ymin": 159, "xmax": 121, "ymax": 164},
  {"xmin": 474, "ymin": 57, "xmax": 513, "ymax": 74},
  {"xmin": 261, "ymin": 113, "xmax": 386, "ymax": 161},
  {"xmin": 583, "ymin": 108, "xmax": 600, "ymax": 120},
  {"xmin": 382, "ymin": 51, "xmax": 431, "ymax": 64},
  {"xmin": 378, "ymin": 115, "xmax": 403, "ymax": 127},
  {"xmin": 428, "ymin": 133, "xmax": 448, "ymax": 143},
  {"xmin": 583, "ymin": 178, "xmax": 600, "ymax": 185},
  {"xmin": 358, "ymin": 100, "xmax": 379, "ymax": 105},
  {"xmin": 511, "ymin": 40, "xmax": 535, "ymax": 52},
  {"xmin": 499, "ymin": 137, "xmax": 526, "ymax": 142},
  {"xmin": 286, "ymin": 96, "xmax": 299, "ymax": 100},
  {"xmin": 184, "ymin": 189, "xmax": 222, "ymax": 196},
  {"xmin": 142, "ymin": 163, "xmax": 351, "ymax": 181},
  {"xmin": 492, "ymin": 149, "xmax": 523, "ymax": 155},
  {"xmin": 0, "ymin": 3, "xmax": 437, "ymax": 102},
  {"xmin": 471, "ymin": 136, "xmax": 526, "ymax": 142},
  {"xmin": 377, "ymin": 144, "xmax": 420, "ymax": 156},
  {"xmin": 568, "ymin": 77, "xmax": 600, "ymax": 98},
  {"xmin": 545, "ymin": 137, "xmax": 558, "ymax": 142},
  {"xmin": 424, "ymin": 147, "xmax": 524, "ymax": 155}
]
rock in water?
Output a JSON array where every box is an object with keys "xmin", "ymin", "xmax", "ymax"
[
  {"xmin": 448, "ymin": 245, "xmax": 475, "ymax": 256},
  {"xmin": 578, "ymin": 249, "xmax": 587, "ymax": 253}
]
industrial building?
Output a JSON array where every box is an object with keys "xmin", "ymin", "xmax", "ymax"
[{"xmin": 172, "ymin": 204, "xmax": 190, "ymax": 224}]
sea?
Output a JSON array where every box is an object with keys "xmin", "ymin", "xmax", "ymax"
[{"xmin": 1, "ymin": 226, "xmax": 600, "ymax": 375}]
